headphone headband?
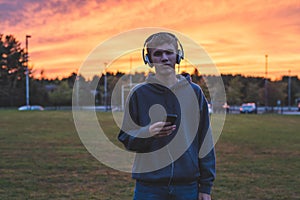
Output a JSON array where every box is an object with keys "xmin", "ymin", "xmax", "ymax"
[{"xmin": 142, "ymin": 32, "xmax": 184, "ymax": 67}]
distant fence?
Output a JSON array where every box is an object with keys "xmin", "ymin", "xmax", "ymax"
[
  {"xmin": 228, "ymin": 106, "xmax": 299, "ymax": 114},
  {"xmin": 1, "ymin": 106, "xmax": 299, "ymax": 113}
]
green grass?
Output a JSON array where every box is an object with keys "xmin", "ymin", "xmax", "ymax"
[
  {"xmin": 0, "ymin": 111, "xmax": 299, "ymax": 199},
  {"xmin": 214, "ymin": 114, "xmax": 300, "ymax": 200}
]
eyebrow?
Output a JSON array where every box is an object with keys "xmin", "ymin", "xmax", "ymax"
[{"xmin": 152, "ymin": 48, "xmax": 176, "ymax": 53}]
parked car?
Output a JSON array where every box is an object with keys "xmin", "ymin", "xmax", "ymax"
[
  {"xmin": 18, "ymin": 105, "xmax": 44, "ymax": 111},
  {"xmin": 240, "ymin": 103, "xmax": 257, "ymax": 114}
]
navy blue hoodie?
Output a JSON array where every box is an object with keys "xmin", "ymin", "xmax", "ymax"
[{"xmin": 118, "ymin": 74, "xmax": 215, "ymax": 194}]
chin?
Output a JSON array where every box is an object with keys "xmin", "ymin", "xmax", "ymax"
[
  {"xmin": 161, "ymin": 65, "xmax": 175, "ymax": 70},
  {"xmin": 157, "ymin": 68, "xmax": 175, "ymax": 75}
]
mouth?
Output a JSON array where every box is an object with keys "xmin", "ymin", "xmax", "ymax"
[{"xmin": 158, "ymin": 63, "xmax": 173, "ymax": 68}]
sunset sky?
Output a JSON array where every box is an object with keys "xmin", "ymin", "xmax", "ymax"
[{"xmin": 1, "ymin": 0, "xmax": 299, "ymax": 80}]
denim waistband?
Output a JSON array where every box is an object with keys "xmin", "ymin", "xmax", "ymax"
[{"xmin": 136, "ymin": 179, "xmax": 198, "ymax": 186}]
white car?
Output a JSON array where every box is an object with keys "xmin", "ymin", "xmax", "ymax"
[
  {"xmin": 240, "ymin": 103, "xmax": 257, "ymax": 114},
  {"xmin": 18, "ymin": 105, "xmax": 44, "ymax": 111}
]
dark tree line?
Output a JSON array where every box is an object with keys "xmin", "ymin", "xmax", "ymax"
[
  {"xmin": 1, "ymin": 34, "xmax": 299, "ymax": 108},
  {"xmin": 0, "ymin": 34, "xmax": 27, "ymax": 106}
]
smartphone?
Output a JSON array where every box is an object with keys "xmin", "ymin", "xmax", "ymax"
[{"xmin": 165, "ymin": 114, "xmax": 177, "ymax": 125}]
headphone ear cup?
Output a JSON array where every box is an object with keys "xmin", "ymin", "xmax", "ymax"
[
  {"xmin": 145, "ymin": 54, "xmax": 153, "ymax": 67},
  {"xmin": 176, "ymin": 50, "xmax": 183, "ymax": 64}
]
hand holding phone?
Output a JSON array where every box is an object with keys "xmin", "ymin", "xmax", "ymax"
[{"xmin": 149, "ymin": 114, "xmax": 177, "ymax": 138}]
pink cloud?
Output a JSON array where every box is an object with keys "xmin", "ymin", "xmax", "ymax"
[{"xmin": 1, "ymin": 0, "xmax": 299, "ymax": 80}]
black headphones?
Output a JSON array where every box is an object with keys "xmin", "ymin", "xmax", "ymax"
[{"xmin": 142, "ymin": 32, "xmax": 184, "ymax": 67}]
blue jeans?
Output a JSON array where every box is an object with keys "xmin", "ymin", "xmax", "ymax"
[{"xmin": 133, "ymin": 181, "xmax": 198, "ymax": 200}]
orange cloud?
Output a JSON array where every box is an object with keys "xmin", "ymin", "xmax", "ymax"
[{"xmin": 1, "ymin": 0, "xmax": 299, "ymax": 80}]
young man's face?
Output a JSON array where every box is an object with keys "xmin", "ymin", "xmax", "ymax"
[{"xmin": 149, "ymin": 43, "xmax": 177, "ymax": 75}]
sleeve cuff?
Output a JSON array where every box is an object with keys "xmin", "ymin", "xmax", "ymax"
[{"xmin": 198, "ymin": 184, "xmax": 212, "ymax": 195}]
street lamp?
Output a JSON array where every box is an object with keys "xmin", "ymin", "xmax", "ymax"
[
  {"xmin": 264, "ymin": 54, "xmax": 268, "ymax": 111},
  {"xmin": 104, "ymin": 62, "xmax": 108, "ymax": 111},
  {"xmin": 288, "ymin": 70, "xmax": 291, "ymax": 111},
  {"xmin": 25, "ymin": 35, "xmax": 31, "ymax": 107}
]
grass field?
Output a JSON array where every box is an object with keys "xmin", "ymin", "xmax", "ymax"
[{"xmin": 0, "ymin": 111, "xmax": 299, "ymax": 200}]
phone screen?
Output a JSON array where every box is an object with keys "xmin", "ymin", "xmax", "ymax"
[{"xmin": 166, "ymin": 114, "xmax": 177, "ymax": 125}]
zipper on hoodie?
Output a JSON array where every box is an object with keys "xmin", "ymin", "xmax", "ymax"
[{"xmin": 167, "ymin": 144, "xmax": 174, "ymax": 187}]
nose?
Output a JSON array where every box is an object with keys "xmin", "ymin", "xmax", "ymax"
[{"xmin": 161, "ymin": 52, "xmax": 169, "ymax": 62}]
